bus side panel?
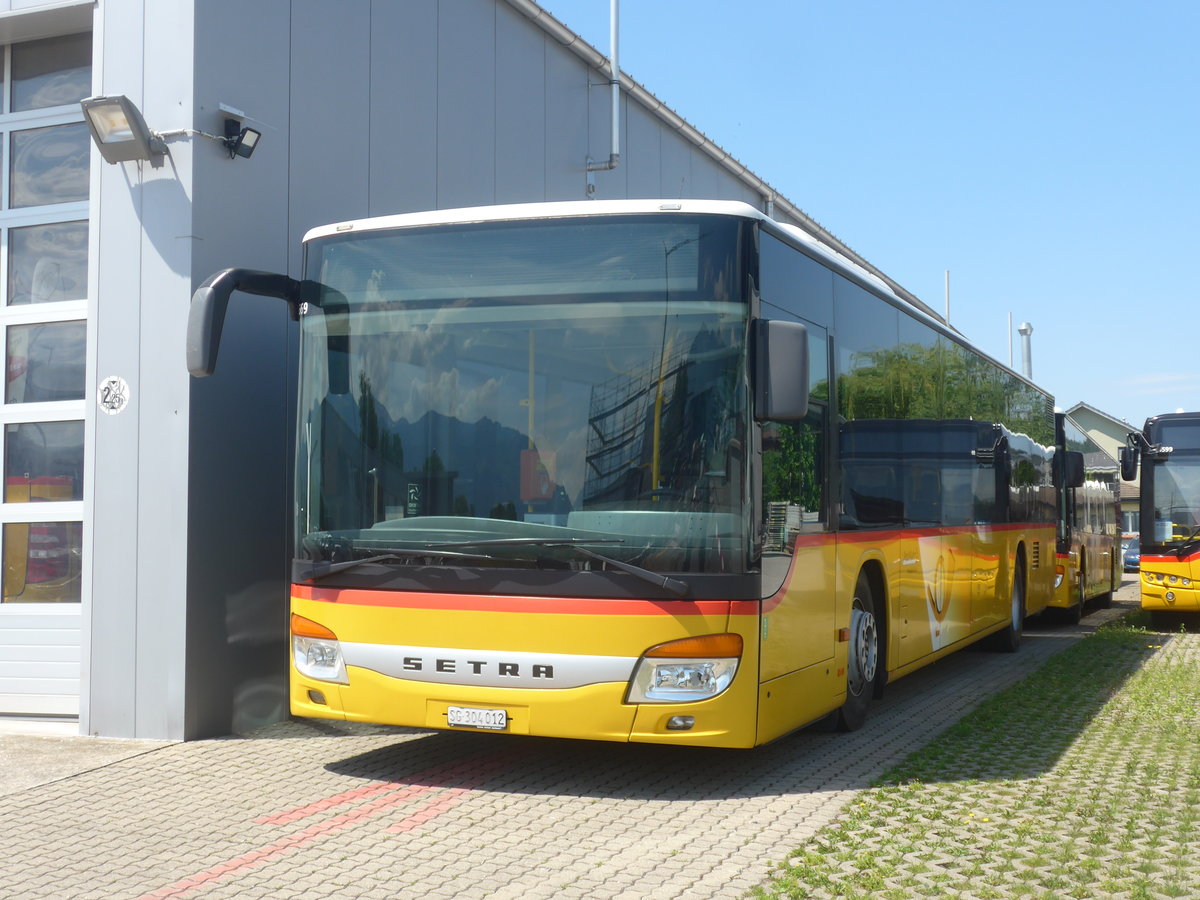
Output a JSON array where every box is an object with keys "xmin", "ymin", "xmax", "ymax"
[
  {"xmin": 754, "ymin": 537, "xmax": 876, "ymax": 743},
  {"xmin": 1082, "ymin": 530, "xmax": 1117, "ymax": 599},
  {"xmin": 755, "ymin": 537, "xmax": 840, "ymax": 743},
  {"xmin": 895, "ymin": 529, "xmax": 962, "ymax": 667},
  {"xmin": 1050, "ymin": 529, "xmax": 1119, "ymax": 610},
  {"xmin": 937, "ymin": 527, "xmax": 979, "ymax": 645},
  {"xmin": 758, "ymin": 537, "xmax": 837, "ymax": 681},
  {"xmin": 1049, "ymin": 550, "xmax": 1078, "ymax": 610},
  {"xmin": 1022, "ymin": 529, "xmax": 1057, "ymax": 617},
  {"xmin": 755, "ymin": 663, "xmax": 842, "ymax": 745},
  {"xmin": 969, "ymin": 527, "xmax": 1005, "ymax": 631},
  {"xmin": 873, "ymin": 524, "xmax": 1055, "ymax": 686},
  {"xmin": 893, "ymin": 527, "xmax": 991, "ymax": 670}
]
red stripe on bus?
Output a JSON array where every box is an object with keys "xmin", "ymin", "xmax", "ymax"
[
  {"xmin": 293, "ymin": 584, "xmax": 745, "ymax": 617},
  {"xmin": 832, "ymin": 522, "xmax": 1052, "ymax": 544},
  {"xmin": 1141, "ymin": 551, "xmax": 1200, "ymax": 564},
  {"xmin": 764, "ymin": 523, "xmax": 1049, "ymax": 613}
]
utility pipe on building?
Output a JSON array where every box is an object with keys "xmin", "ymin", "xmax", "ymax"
[{"xmin": 586, "ymin": 0, "xmax": 621, "ymax": 174}]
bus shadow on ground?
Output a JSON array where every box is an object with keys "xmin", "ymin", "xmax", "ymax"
[{"xmin": 321, "ymin": 622, "xmax": 1162, "ymax": 801}]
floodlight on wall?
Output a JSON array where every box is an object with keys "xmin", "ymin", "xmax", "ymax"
[
  {"xmin": 81, "ymin": 95, "xmax": 167, "ymax": 164},
  {"xmin": 223, "ymin": 117, "xmax": 261, "ymax": 159},
  {"xmin": 81, "ymin": 95, "xmax": 263, "ymax": 163}
]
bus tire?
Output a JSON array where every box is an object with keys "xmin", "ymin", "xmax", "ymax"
[
  {"xmin": 835, "ymin": 571, "xmax": 881, "ymax": 732},
  {"xmin": 989, "ymin": 551, "xmax": 1025, "ymax": 652},
  {"xmin": 1066, "ymin": 558, "xmax": 1085, "ymax": 625},
  {"xmin": 1096, "ymin": 561, "xmax": 1114, "ymax": 609}
]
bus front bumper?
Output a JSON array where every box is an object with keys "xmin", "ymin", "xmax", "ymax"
[
  {"xmin": 291, "ymin": 664, "xmax": 759, "ymax": 748},
  {"xmin": 1140, "ymin": 572, "xmax": 1200, "ymax": 613}
]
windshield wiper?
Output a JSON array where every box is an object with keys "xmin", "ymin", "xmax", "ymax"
[
  {"xmin": 427, "ymin": 538, "xmax": 690, "ymax": 598},
  {"xmin": 296, "ymin": 549, "xmax": 494, "ymax": 582},
  {"xmin": 1169, "ymin": 525, "xmax": 1200, "ymax": 556}
]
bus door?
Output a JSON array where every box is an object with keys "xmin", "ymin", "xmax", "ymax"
[
  {"xmin": 759, "ymin": 406, "xmax": 833, "ymax": 680},
  {"xmin": 970, "ymin": 436, "xmax": 1007, "ymax": 629}
]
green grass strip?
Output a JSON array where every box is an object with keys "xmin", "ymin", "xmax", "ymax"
[{"xmin": 752, "ymin": 618, "xmax": 1200, "ymax": 899}]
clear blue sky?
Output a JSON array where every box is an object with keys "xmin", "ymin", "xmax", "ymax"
[{"xmin": 541, "ymin": 0, "xmax": 1199, "ymax": 430}]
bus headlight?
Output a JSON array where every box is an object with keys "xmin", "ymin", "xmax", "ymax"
[
  {"xmin": 292, "ymin": 614, "xmax": 348, "ymax": 684},
  {"xmin": 627, "ymin": 633, "xmax": 741, "ymax": 703}
]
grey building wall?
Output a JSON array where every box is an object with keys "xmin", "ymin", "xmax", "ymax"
[
  {"xmin": 87, "ymin": 0, "xmax": 197, "ymax": 738},
  {"xmin": 86, "ymin": 0, "xmax": 790, "ymax": 739}
]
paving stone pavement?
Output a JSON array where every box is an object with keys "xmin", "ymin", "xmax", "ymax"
[{"xmin": 0, "ymin": 581, "xmax": 1141, "ymax": 900}]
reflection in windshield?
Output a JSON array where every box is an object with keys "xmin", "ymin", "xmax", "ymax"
[
  {"xmin": 296, "ymin": 216, "xmax": 750, "ymax": 575},
  {"xmin": 1151, "ymin": 457, "xmax": 1200, "ymax": 545}
]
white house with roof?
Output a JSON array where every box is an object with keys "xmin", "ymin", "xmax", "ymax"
[{"xmin": 1066, "ymin": 401, "xmax": 1140, "ymax": 534}]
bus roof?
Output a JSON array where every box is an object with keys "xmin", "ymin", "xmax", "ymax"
[
  {"xmin": 303, "ymin": 199, "xmax": 911, "ymax": 313},
  {"xmin": 303, "ymin": 199, "xmax": 765, "ymax": 242},
  {"xmin": 301, "ymin": 199, "xmax": 1042, "ymax": 397}
]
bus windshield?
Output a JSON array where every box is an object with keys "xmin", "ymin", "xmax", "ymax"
[
  {"xmin": 295, "ymin": 215, "xmax": 751, "ymax": 576},
  {"xmin": 1149, "ymin": 454, "xmax": 1200, "ymax": 547}
]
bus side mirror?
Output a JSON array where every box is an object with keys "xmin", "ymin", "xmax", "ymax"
[
  {"xmin": 187, "ymin": 268, "xmax": 303, "ymax": 377},
  {"xmin": 753, "ymin": 319, "xmax": 809, "ymax": 422},
  {"xmin": 186, "ymin": 270, "xmax": 349, "ymax": 395},
  {"xmin": 1063, "ymin": 450, "xmax": 1085, "ymax": 488},
  {"xmin": 1120, "ymin": 444, "xmax": 1139, "ymax": 481}
]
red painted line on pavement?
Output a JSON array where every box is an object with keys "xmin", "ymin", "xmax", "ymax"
[
  {"xmin": 254, "ymin": 760, "xmax": 463, "ymax": 827},
  {"xmin": 387, "ymin": 784, "xmax": 476, "ymax": 834},
  {"xmin": 136, "ymin": 752, "xmax": 518, "ymax": 900},
  {"xmin": 136, "ymin": 786, "xmax": 428, "ymax": 900}
]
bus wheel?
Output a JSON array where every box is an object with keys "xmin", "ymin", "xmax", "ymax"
[
  {"xmin": 989, "ymin": 553, "xmax": 1025, "ymax": 652},
  {"xmin": 1095, "ymin": 564, "xmax": 1114, "ymax": 609},
  {"xmin": 836, "ymin": 572, "xmax": 880, "ymax": 732},
  {"xmin": 1066, "ymin": 562, "xmax": 1085, "ymax": 625}
]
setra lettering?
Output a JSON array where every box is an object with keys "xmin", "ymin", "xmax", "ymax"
[{"xmin": 391, "ymin": 653, "xmax": 559, "ymax": 681}]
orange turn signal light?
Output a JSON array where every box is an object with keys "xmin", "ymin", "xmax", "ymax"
[
  {"xmin": 644, "ymin": 633, "xmax": 743, "ymax": 659},
  {"xmin": 291, "ymin": 614, "xmax": 338, "ymax": 640}
]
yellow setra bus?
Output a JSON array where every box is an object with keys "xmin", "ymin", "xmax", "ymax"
[
  {"xmin": 188, "ymin": 200, "xmax": 1062, "ymax": 747},
  {"xmin": 1046, "ymin": 412, "xmax": 1121, "ymax": 622},
  {"xmin": 1122, "ymin": 411, "xmax": 1200, "ymax": 627}
]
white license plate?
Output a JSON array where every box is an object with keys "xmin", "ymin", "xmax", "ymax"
[{"xmin": 446, "ymin": 705, "xmax": 508, "ymax": 731}]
